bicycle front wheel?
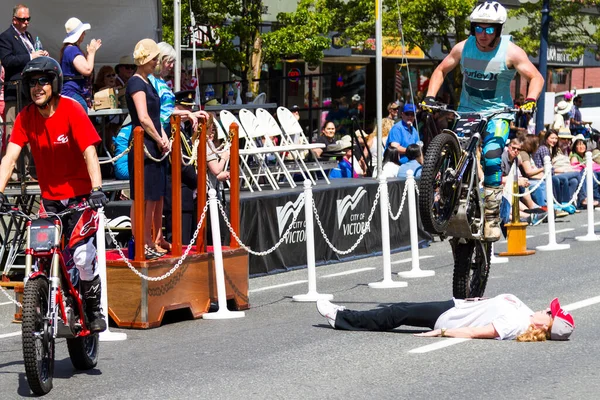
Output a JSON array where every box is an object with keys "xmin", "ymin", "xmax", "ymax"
[
  {"xmin": 22, "ymin": 278, "xmax": 55, "ymax": 395},
  {"xmin": 418, "ymin": 132, "xmax": 461, "ymax": 235}
]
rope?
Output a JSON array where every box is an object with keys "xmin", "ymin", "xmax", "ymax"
[
  {"xmin": 98, "ymin": 142, "xmax": 132, "ymax": 165},
  {"xmin": 503, "ymin": 172, "xmax": 546, "ymax": 198}
]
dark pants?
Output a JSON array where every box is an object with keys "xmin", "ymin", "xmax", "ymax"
[{"xmin": 335, "ymin": 300, "xmax": 455, "ymax": 331}]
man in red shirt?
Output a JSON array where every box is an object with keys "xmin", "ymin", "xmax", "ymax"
[{"xmin": 0, "ymin": 57, "xmax": 108, "ymax": 332}]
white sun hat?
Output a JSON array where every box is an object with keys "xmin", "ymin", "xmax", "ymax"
[{"xmin": 63, "ymin": 17, "xmax": 91, "ymax": 44}]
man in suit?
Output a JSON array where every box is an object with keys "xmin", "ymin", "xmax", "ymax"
[{"xmin": 0, "ymin": 4, "xmax": 48, "ymax": 178}]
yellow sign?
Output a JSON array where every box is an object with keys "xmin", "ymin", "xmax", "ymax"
[{"xmin": 353, "ymin": 37, "xmax": 425, "ymax": 59}]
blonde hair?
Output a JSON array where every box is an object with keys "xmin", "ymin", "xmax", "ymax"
[
  {"xmin": 516, "ymin": 322, "xmax": 552, "ymax": 342},
  {"xmin": 367, "ymin": 118, "xmax": 394, "ymax": 142},
  {"xmin": 155, "ymin": 42, "xmax": 176, "ymax": 75}
]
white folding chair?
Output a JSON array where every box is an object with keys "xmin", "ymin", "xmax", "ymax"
[
  {"xmin": 276, "ymin": 106, "xmax": 331, "ymax": 184},
  {"xmin": 256, "ymin": 108, "xmax": 323, "ymax": 184},
  {"xmin": 213, "ymin": 117, "xmax": 254, "ymax": 192},
  {"xmin": 220, "ymin": 110, "xmax": 279, "ymax": 191},
  {"xmin": 238, "ymin": 108, "xmax": 297, "ymax": 188}
]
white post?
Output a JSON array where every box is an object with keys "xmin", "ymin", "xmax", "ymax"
[
  {"xmin": 398, "ymin": 170, "xmax": 435, "ymax": 278},
  {"xmin": 576, "ymin": 151, "xmax": 600, "ymax": 241},
  {"xmin": 369, "ymin": 175, "xmax": 408, "ymax": 288},
  {"xmin": 97, "ymin": 209, "xmax": 127, "ymax": 341},
  {"xmin": 203, "ymin": 189, "xmax": 245, "ymax": 319},
  {"xmin": 537, "ymin": 155, "xmax": 570, "ymax": 251},
  {"xmin": 490, "ymin": 243, "xmax": 508, "ymax": 264},
  {"xmin": 293, "ymin": 180, "xmax": 333, "ymax": 302}
]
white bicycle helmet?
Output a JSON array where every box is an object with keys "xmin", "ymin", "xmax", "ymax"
[{"xmin": 469, "ymin": 1, "xmax": 507, "ymax": 25}]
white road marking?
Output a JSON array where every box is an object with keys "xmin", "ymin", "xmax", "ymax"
[
  {"xmin": 409, "ymin": 338, "xmax": 470, "ymax": 353},
  {"xmin": 408, "ymin": 294, "xmax": 600, "ymax": 354},
  {"xmin": 0, "ymin": 331, "xmax": 21, "ymax": 339},
  {"xmin": 582, "ymin": 222, "xmax": 600, "ymax": 227},
  {"xmin": 322, "ymin": 268, "xmax": 375, "ymax": 278},
  {"xmin": 0, "ymin": 301, "xmax": 15, "ymax": 306},
  {"xmin": 541, "ymin": 228, "xmax": 575, "ymax": 235},
  {"xmin": 392, "ymin": 255, "xmax": 434, "ymax": 264},
  {"xmin": 249, "ymin": 280, "xmax": 307, "ymax": 293}
]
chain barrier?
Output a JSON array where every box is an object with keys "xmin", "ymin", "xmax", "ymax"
[
  {"xmin": 0, "ymin": 285, "xmax": 21, "ymax": 308},
  {"xmin": 553, "ymin": 168, "xmax": 587, "ymax": 207},
  {"xmin": 388, "ymin": 182, "xmax": 409, "ymax": 221},
  {"xmin": 218, "ymin": 195, "xmax": 305, "ymax": 256},
  {"xmin": 105, "ymin": 203, "xmax": 209, "ymax": 281},
  {"xmin": 313, "ymin": 185, "xmax": 381, "ymax": 255},
  {"xmin": 144, "ymin": 139, "xmax": 173, "ymax": 163},
  {"xmin": 98, "ymin": 143, "xmax": 133, "ymax": 165},
  {"xmin": 503, "ymin": 171, "xmax": 546, "ymax": 198},
  {"xmin": 593, "ymin": 171, "xmax": 600, "ymax": 186}
]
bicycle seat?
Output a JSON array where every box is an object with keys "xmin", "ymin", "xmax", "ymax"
[{"xmin": 453, "ymin": 114, "xmax": 486, "ymax": 138}]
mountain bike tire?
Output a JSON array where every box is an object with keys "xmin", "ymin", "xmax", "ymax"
[
  {"xmin": 418, "ymin": 132, "xmax": 461, "ymax": 235},
  {"xmin": 451, "ymin": 238, "xmax": 492, "ymax": 299}
]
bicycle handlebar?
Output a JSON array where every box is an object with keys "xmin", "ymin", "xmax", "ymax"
[
  {"xmin": 420, "ymin": 104, "xmax": 530, "ymax": 119},
  {"xmin": 0, "ymin": 201, "xmax": 91, "ymax": 220}
]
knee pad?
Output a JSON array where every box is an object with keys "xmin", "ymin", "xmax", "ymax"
[{"xmin": 72, "ymin": 238, "xmax": 98, "ymax": 281}]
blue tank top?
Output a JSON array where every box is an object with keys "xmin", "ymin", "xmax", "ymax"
[{"xmin": 458, "ymin": 35, "xmax": 516, "ymax": 119}]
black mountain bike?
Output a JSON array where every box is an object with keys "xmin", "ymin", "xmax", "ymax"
[{"xmin": 419, "ymin": 105, "xmax": 517, "ymax": 298}]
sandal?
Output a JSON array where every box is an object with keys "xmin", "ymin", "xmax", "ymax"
[
  {"xmin": 155, "ymin": 240, "xmax": 172, "ymax": 254},
  {"xmin": 144, "ymin": 245, "xmax": 162, "ymax": 260}
]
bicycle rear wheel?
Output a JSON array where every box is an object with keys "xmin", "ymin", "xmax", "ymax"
[
  {"xmin": 22, "ymin": 278, "xmax": 54, "ymax": 395},
  {"xmin": 451, "ymin": 238, "xmax": 492, "ymax": 299},
  {"xmin": 418, "ymin": 132, "xmax": 461, "ymax": 235}
]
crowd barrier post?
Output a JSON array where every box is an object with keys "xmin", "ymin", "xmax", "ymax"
[
  {"xmin": 96, "ymin": 209, "xmax": 127, "ymax": 341},
  {"xmin": 490, "ymin": 243, "xmax": 508, "ymax": 264},
  {"xmin": 293, "ymin": 180, "xmax": 333, "ymax": 302},
  {"xmin": 369, "ymin": 175, "xmax": 408, "ymax": 288},
  {"xmin": 133, "ymin": 127, "xmax": 145, "ymax": 261},
  {"xmin": 576, "ymin": 151, "xmax": 600, "ymax": 241},
  {"xmin": 203, "ymin": 189, "xmax": 245, "ymax": 319},
  {"xmin": 398, "ymin": 170, "xmax": 435, "ymax": 278},
  {"xmin": 537, "ymin": 155, "xmax": 570, "ymax": 251},
  {"xmin": 170, "ymin": 115, "xmax": 183, "ymax": 256}
]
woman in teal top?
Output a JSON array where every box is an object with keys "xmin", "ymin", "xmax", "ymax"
[{"xmin": 148, "ymin": 42, "xmax": 206, "ymax": 132}]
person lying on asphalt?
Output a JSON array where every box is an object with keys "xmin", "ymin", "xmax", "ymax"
[{"xmin": 317, "ymin": 294, "xmax": 574, "ymax": 342}]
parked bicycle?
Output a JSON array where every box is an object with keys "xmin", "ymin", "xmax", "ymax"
[
  {"xmin": 418, "ymin": 105, "xmax": 519, "ymax": 299},
  {"xmin": 2, "ymin": 202, "xmax": 99, "ymax": 395}
]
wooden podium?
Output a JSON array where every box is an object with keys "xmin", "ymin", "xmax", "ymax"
[
  {"xmin": 105, "ymin": 248, "xmax": 249, "ymax": 328},
  {"xmin": 106, "ymin": 119, "xmax": 249, "ymax": 328}
]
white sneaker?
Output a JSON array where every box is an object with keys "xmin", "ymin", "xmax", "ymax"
[{"xmin": 316, "ymin": 300, "xmax": 345, "ymax": 328}]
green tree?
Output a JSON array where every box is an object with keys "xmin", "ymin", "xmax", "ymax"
[{"xmin": 509, "ymin": 1, "xmax": 600, "ymax": 58}]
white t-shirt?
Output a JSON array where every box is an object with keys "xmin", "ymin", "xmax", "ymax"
[
  {"xmin": 434, "ymin": 294, "xmax": 534, "ymax": 340},
  {"xmin": 380, "ymin": 162, "xmax": 400, "ymax": 179}
]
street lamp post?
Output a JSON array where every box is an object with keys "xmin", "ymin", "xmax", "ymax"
[{"xmin": 521, "ymin": 0, "xmax": 550, "ymax": 132}]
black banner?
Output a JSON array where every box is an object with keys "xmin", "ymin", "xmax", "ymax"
[{"xmin": 240, "ymin": 179, "xmax": 432, "ymax": 276}]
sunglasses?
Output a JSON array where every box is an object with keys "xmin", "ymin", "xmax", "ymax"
[
  {"xmin": 14, "ymin": 16, "xmax": 31, "ymax": 22},
  {"xmin": 475, "ymin": 25, "xmax": 495, "ymax": 35},
  {"xmin": 105, "ymin": 74, "xmax": 116, "ymax": 78},
  {"xmin": 123, "ymin": 65, "xmax": 136, "ymax": 70},
  {"xmin": 403, "ymin": 112, "xmax": 415, "ymax": 117},
  {"xmin": 510, "ymin": 146, "xmax": 521, "ymax": 151},
  {"xmin": 28, "ymin": 76, "xmax": 53, "ymax": 87}
]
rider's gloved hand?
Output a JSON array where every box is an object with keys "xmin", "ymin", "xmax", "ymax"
[
  {"xmin": 0, "ymin": 192, "xmax": 8, "ymax": 212},
  {"xmin": 521, "ymin": 98, "xmax": 537, "ymax": 113},
  {"xmin": 420, "ymin": 96, "xmax": 438, "ymax": 113},
  {"xmin": 88, "ymin": 187, "xmax": 108, "ymax": 211}
]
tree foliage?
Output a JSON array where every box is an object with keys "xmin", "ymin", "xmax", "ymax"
[{"xmin": 509, "ymin": 0, "xmax": 600, "ymax": 58}]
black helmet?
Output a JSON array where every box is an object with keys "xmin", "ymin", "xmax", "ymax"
[{"xmin": 21, "ymin": 56, "xmax": 63, "ymax": 102}]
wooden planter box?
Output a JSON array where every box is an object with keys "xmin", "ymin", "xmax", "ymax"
[{"xmin": 105, "ymin": 247, "xmax": 249, "ymax": 329}]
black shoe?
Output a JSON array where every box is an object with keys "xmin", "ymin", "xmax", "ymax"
[{"xmin": 88, "ymin": 312, "xmax": 107, "ymax": 333}]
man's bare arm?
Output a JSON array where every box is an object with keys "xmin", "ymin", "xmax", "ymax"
[
  {"xmin": 426, "ymin": 41, "xmax": 466, "ymax": 99},
  {"xmin": 0, "ymin": 143, "xmax": 23, "ymax": 193},
  {"xmin": 414, "ymin": 323, "xmax": 498, "ymax": 339},
  {"xmin": 508, "ymin": 43, "xmax": 544, "ymax": 100},
  {"xmin": 83, "ymin": 145, "xmax": 103, "ymax": 189}
]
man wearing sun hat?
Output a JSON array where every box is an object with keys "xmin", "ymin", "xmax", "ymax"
[
  {"xmin": 318, "ymin": 294, "xmax": 574, "ymax": 342},
  {"xmin": 386, "ymin": 103, "xmax": 419, "ymax": 164},
  {"xmin": 115, "ymin": 54, "xmax": 136, "ymax": 88}
]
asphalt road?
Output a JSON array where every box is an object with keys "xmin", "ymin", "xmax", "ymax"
[{"xmin": 1, "ymin": 210, "xmax": 600, "ymax": 399}]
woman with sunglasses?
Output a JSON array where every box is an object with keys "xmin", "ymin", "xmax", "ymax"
[
  {"xmin": 317, "ymin": 295, "xmax": 574, "ymax": 342},
  {"xmin": 93, "ymin": 65, "xmax": 117, "ymax": 92},
  {"xmin": 422, "ymin": 1, "xmax": 544, "ymax": 242}
]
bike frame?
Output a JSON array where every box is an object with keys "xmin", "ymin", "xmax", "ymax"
[{"xmin": 24, "ymin": 217, "xmax": 90, "ymax": 339}]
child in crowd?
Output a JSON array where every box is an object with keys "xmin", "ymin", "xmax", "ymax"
[{"xmin": 397, "ymin": 143, "xmax": 423, "ymax": 179}]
